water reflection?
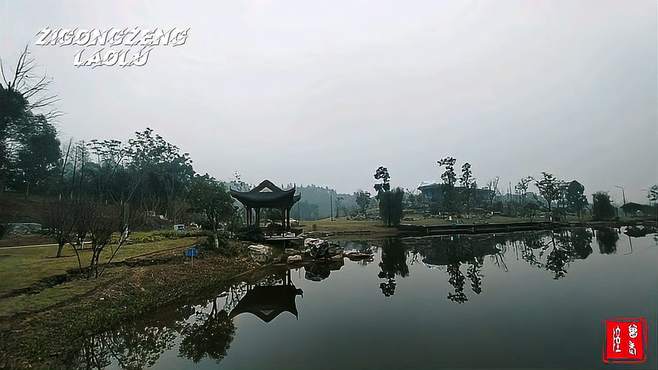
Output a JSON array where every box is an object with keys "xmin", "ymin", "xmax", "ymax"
[
  {"xmin": 66, "ymin": 227, "xmax": 657, "ymax": 369},
  {"xmin": 378, "ymin": 238, "xmax": 409, "ymax": 297},
  {"xmin": 180, "ymin": 299, "xmax": 235, "ymax": 363},
  {"xmin": 595, "ymin": 227, "xmax": 619, "ymax": 254},
  {"xmin": 383, "ymin": 228, "xmax": 605, "ymax": 300},
  {"xmin": 408, "ymin": 235, "xmax": 497, "ymax": 303},
  {"xmin": 69, "ymin": 304, "xmax": 192, "ymax": 369},
  {"xmin": 304, "ymin": 260, "xmax": 344, "ymax": 282},
  {"xmin": 346, "ymin": 229, "xmax": 609, "ymax": 301},
  {"xmin": 229, "ymin": 270, "xmax": 303, "ymax": 323},
  {"xmin": 69, "ymin": 269, "xmax": 301, "ymax": 369}
]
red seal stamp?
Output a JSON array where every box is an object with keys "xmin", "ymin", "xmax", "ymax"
[{"xmin": 603, "ymin": 317, "xmax": 647, "ymax": 364}]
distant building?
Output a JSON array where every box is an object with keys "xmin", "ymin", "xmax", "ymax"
[{"xmin": 620, "ymin": 202, "xmax": 657, "ymax": 217}]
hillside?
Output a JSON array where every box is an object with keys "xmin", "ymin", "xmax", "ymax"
[{"xmin": 0, "ymin": 193, "xmax": 53, "ymax": 224}]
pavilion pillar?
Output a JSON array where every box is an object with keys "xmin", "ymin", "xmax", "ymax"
[
  {"xmin": 256, "ymin": 208, "xmax": 261, "ymax": 227},
  {"xmin": 286, "ymin": 207, "xmax": 291, "ymax": 230}
]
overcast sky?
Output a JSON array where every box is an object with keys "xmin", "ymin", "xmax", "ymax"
[{"xmin": 2, "ymin": 0, "xmax": 656, "ymax": 202}]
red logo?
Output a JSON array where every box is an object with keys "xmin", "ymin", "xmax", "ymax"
[{"xmin": 603, "ymin": 317, "xmax": 647, "ymax": 364}]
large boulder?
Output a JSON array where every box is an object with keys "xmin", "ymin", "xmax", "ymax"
[
  {"xmin": 287, "ymin": 255, "xmax": 303, "ymax": 264},
  {"xmin": 345, "ymin": 247, "xmax": 374, "ymax": 261},
  {"xmin": 327, "ymin": 245, "xmax": 344, "ymax": 258},
  {"xmin": 304, "ymin": 238, "xmax": 344, "ymax": 260},
  {"xmin": 305, "ymin": 238, "xmax": 330, "ymax": 259},
  {"xmin": 247, "ymin": 244, "xmax": 273, "ymax": 263},
  {"xmin": 7, "ymin": 223, "xmax": 42, "ymax": 235}
]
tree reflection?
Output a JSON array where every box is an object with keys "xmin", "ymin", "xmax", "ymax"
[
  {"xmin": 544, "ymin": 247, "xmax": 570, "ymax": 279},
  {"xmin": 68, "ymin": 304, "xmax": 194, "ymax": 369},
  {"xmin": 73, "ymin": 335, "xmax": 112, "ymax": 370},
  {"xmin": 408, "ymin": 235, "xmax": 498, "ymax": 303},
  {"xmin": 179, "ymin": 298, "xmax": 236, "ymax": 363},
  {"xmin": 445, "ymin": 238, "xmax": 488, "ymax": 303},
  {"xmin": 466, "ymin": 260, "xmax": 483, "ymax": 295},
  {"xmin": 378, "ymin": 238, "xmax": 409, "ymax": 297},
  {"xmin": 405, "ymin": 229, "xmax": 598, "ymax": 302},
  {"xmin": 595, "ymin": 227, "xmax": 619, "ymax": 254},
  {"xmin": 514, "ymin": 229, "xmax": 594, "ymax": 280},
  {"xmin": 446, "ymin": 263, "xmax": 467, "ymax": 303},
  {"xmin": 567, "ymin": 228, "xmax": 593, "ymax": 260}
]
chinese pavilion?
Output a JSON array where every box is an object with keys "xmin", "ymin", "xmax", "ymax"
[{"xmin": 229, "ymin": 180, "xmax": 301, "ymax": 230}]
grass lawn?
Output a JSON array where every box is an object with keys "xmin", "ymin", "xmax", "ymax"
[
  {"xmin": 0, "ymin": 275, "xmax": 108, "ymax": 318},
  {"xmin": 0, "ymin": 237, "xmax": 199, "ymax": 297}
]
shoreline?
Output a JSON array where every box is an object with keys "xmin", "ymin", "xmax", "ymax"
[
  {"xmin": 0, "ymin": 220, "xmax": 654, "ymax": 368},
  {"xmin": 0, "ymin": 243, "xmax": 260, "ymax": 369},
  {"xmin": 305, "ymin": 218, "xmax": 656, "ymax": 239},
  {"xmin": 398, "ymin": 219, "xmax": 657, "ymax": 236}
]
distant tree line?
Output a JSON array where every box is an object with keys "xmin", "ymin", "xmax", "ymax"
[
  {"xmin": 1, "ymin": 49, "xmax": 239, "ymax": 270},
  {"xmin": 286, "ymin": 184, "xmax": 357, "ymax": 220}
]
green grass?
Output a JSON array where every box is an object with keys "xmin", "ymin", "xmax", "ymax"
[
  {"xmin": 0, "ymin": 237, "xmax": 198, "ymax": 297},
  {"xmin": 0, "ymin": 276, "xmax": 104, "ymax": 318}
]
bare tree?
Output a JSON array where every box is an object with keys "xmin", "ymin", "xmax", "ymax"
[
  {"xmin": 70, "ymin": 199, "xmax": 93, "ymax": 272},
  {"xmin": 0, "ymin": 46, "xmax": 60, "ymax": 120},
  {"xmin": 86, "ymin": 202, "xmax": 136, "ymax": 278},
  {"xmin": 486, "ymin": 177, "xmax": 500, "ymax": 209},
  {"xmin": 43, "ymin": 200, "xmax": 76, "ymax": 258}
]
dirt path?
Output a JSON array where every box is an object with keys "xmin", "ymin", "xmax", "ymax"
[{"xmin": 0, "ymin": 243, "xmax": 58, "ymax": 250}]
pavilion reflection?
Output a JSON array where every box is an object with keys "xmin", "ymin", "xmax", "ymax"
[{"xmin": 229, "ymin": 269, "xmax": 303, "ymax": 323}]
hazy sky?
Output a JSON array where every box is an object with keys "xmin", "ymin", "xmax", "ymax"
[{"xmin": 2, "ymin": 0, "xmax": 656, "ymax": 202}]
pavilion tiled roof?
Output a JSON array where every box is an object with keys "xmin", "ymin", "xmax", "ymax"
[{"xmin": 230, "ymin": 180, "xmax": 300, "ymax": 208}]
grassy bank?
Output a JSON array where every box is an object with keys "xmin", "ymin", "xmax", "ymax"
[
  {"xmin": 303, "ymin": 215, "xmax": 655, "ymax": 237},
  {"xmin": 0, "ymin": 237, "xmax": 201, "ymax": 299},
  {"xmin": 0, "ymin": 238, "xmax": 259, "ymax": 369},
  {"xmin": 301, "ymin": 218, "xmax": 399, "ymax": 237}
]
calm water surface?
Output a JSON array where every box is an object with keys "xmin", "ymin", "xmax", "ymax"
[{"xmin": 68, "ymin": 228, "xmax": 657, "ymax": 369}]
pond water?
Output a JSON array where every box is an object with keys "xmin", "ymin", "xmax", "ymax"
[{"xmin": 67, "ymin": 228, "xmax": 657, "ymax": 369}]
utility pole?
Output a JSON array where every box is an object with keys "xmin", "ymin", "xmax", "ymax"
[
  {"xmin": 615, "ymin": 185, "xmax": 626, "ymax": 205},
  {"xmin": 330, "ymin": 192, "xmax": 333, "ymax": 221},
  {"xmin": 615, "ymin": 185, "xmax": 626, "ymax": 217},
  {"xmin": 335, "ymin": 196, "xmax": 343, "ymax": 219}
]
